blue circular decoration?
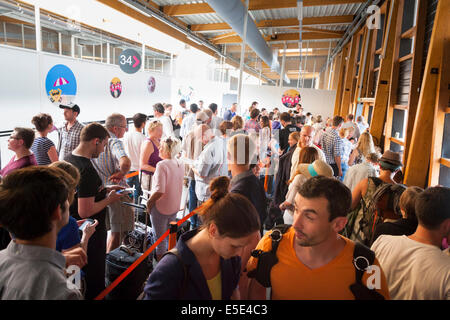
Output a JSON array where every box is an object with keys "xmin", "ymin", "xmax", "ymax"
[{"xmin": 45, "ymin": 64, "xmax": 77, "ymax": 104}]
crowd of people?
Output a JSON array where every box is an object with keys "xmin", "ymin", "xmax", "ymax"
[{"xmin": 0, "ymin": 99, "xmax": 448, "ymax": 300}]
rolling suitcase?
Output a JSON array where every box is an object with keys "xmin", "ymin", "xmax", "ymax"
[
  {"xmin": 122, "ymin": 202, "xmax": 156, "ymax": 263},
  {"xmin": 105, "ymin": 245, "xmax": 151, "ymax": 300}
]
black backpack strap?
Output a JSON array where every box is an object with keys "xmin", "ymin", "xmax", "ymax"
[
  {"xmin": 247, "ymin": 224, "xmax": 291, "ymax": 288},
  {"xmin": 350, "ymin": 242, "xmax": 385, "ymax": 300},
  {"xmin": 269, "ymin": 224, "xmax": 291, "ymax": 254},
  {"xmin": 352, "ymin": 242, "xmax": 375, "ymax": 284},
  {"xmin": 162, "ymin": 248, "xmax": 189, "ymax": 298}
]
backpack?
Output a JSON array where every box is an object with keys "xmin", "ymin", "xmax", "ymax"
[
  {"xmin": 263, "ymin": 200, "xmax": 284, "ymax": 231},
  {"xmin": 247, "ymin": 224, "xmax": 384, "ymax": 300},
  {"xmin": 343, "ymin": 177, "xmax": 406, "ymax": 246}
]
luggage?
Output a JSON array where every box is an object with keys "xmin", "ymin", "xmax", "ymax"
[
  {"xmin": 123, "ymin": 221, "xmax": 156, "ymax": 262},
  {"xmin": 122, "ymin": 202, "xmax": 156, "ymax": 263},
  {"xmin": 105, "ymin": 245, "xmax": 151, "ymax": 300}
]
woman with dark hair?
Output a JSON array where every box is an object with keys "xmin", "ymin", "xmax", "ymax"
[
  {"xmin": 31, "ymin": 113, "xmax": 59, "ymax": 165},
  {"xmin": 0, "ymin": 127, "xmax": 37, "ymax": 178},
  {"xmin": 144, "ymin": 176, "xmax": 261, "ymax": 300}
]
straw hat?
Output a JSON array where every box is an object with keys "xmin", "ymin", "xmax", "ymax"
[
  {"xmin": 196, "ymin": 111, "xmax": 209, "ymax": 123},
  {"xmin": 298, "ymin": 160, "xmax": 333, "ymax": 178}
]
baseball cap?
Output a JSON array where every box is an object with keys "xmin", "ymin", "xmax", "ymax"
[{"xmin": 59, "ymin": 103, "xmax": 80, "ymax": 115}]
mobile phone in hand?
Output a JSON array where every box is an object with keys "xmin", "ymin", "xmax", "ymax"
[{"xmin": 78, "ymin": 219, "xmax": 94, "ymax": 232}]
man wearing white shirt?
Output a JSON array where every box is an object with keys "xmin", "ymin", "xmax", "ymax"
[
  {"xmin": 208, "ymin": 103, "xmax": 223, "ymax": 131},
  {"xmin": 343, "ymin": 152, "xmax": 380, "ymax": 191},
  {"xmin": 371, "ymin": 186, "xmax": 450, "ymax": 300},
  {"xmin": 356, "ymin": 115, "xmax": 369, "ymax": 133},
  {"xmin": 290, "ymin": 125, "xmax": 326, "ymax": 179},
  {"xmin": 123, "ymin": 113, "xmax": 147, "ymax": 203},
  {"xmin": 152, "ymin": 103, "xmax": 173, "ymax": 139},
  {"xmin": 180, "ymin": 103, "xmax": 199, "ymax": 139},
  {"xmin": 191, "ymin": 125, "xmax": 226, "ymax": 204},
  {"xmin": 342, "ymin": 114, "xmax": 360, "ymax": 140}
]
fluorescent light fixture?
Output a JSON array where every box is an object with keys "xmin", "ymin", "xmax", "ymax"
[
  {"xmin": 297, "ymin": 0, "xmax": 303, "ymax": 21},
  {"xmin": 117, "ymin": 0, "xmax": 153, "ymax": 18},
  {"xmin": 279, "ymin": 48, "xmax": 313, "ymax": 54},
  {"xmin": 187, "ymin": 34, "xmax": 203, "ymax": 46}
]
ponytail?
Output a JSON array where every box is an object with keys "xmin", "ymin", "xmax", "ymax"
[{"xmin": 198, "ymin": 176, "xmax": 260, "ymax": 238}]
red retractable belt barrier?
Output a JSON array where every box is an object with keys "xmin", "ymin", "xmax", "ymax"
[
  {"xmin": 125, "ymin": 171, "xmax": 139, "ymax": 179},
  {"xmin": 94, "ymin": 205, "xmax": 202, "ymax": 300}
]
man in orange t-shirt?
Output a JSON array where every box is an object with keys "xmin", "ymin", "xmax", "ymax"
[{"xmin": 247, "ymin": 176, "xmax": 390, "ymax": 300}]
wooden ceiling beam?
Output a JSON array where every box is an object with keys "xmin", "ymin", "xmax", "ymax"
[
  {"xmin": 191, "ymin": 15, "xmax": 354, "ymax": 32},
  {"xmin": 210, "ymin": 27, "xmax": 343, "ymax": 43},
  {"xmin": 163, "ymin": 1, "xmax": 366, "ymax": 16},
  {"xmin": 231, "ymin": 49, "xmax": 332, "ymax": 59},
  {"xmin": 224, "ymin": 41, "xmax": 338, "ymax": 53},
  {"xmin": 214, "ymin": 32, "xmax": 341, "ymax": 44}
]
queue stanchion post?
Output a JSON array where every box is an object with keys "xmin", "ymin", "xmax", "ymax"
[{"xmin": 168, "ymin": 221, "xmax": 178, "ymax": 250}]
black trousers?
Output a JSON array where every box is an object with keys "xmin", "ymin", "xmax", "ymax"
[{"xmin": 330, "ymin": 163, "xmax": 340, "ymax": 177}]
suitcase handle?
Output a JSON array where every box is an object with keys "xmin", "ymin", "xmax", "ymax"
[
  {"xmin": 119, "ymin": 245, "xmax": 135, "ymax": 256},
  {"xmin": 122, "ymin": 202, "xmax": 147, "ymax": 212}
]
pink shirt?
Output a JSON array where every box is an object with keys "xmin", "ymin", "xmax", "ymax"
[
  {"xmin": 0, "ymin": 154, "xmax": 37, "ymax": 177},
  {"xmin": 151, "ymin": 159, "xmax": 184, "ymax": 215}
]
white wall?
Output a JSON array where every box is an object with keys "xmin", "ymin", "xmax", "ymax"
[
  {"xmin": 0, "ymin": 45, "xmax": 172, "ymax": 129},
  {"xmin": 170, "ymin": 77, "xmax": 228, "ymax": 113},
  {"xmin": 0, "ymin": 44, "xmax": 172, "ymax": 166},
  {"xmin": 241, "ymin": 84, "xmax": 336, "ymax": 119}
]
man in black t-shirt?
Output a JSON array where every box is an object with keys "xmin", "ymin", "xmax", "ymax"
[
  {"xmin": 64, "ymin": 123, "xmax": 122, "ymax": 300},
  {"xmin": 278, "ymin": 112, "xmax": 301, "ymax": 155}
]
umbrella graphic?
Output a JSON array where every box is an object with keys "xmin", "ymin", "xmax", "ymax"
[{"xmin": 53, "ymin": 77, "xmax": 69, "ymax": 87}]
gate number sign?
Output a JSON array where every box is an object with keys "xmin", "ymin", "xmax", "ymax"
[{"xmin": 119, "ymin": 49, "xmax": 141, "ymax": 74}]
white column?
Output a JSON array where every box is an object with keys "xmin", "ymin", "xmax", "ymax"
[
  {"xmin": 21, "ymin": 24, "xmax": 25, "ymax": 48},
  {"xmin": 3, "ymin": 22, "xmax": 6, "ymax": 43},
  {"xmin": 237, "ymin": 0, "xmax": 250, "ymax": 115},
  {"xmin": 58, "ymin": 32, "xmax": 62, "ymax": 55},
  {"xmin": 302, "ymin": 41, "xmax": 309, "ymax": 88},
  {"xmin": 107, "ymin": 42, "xmax": 110, "ymax": 64},
  {"xmin": 71, "ymin": 36, "xmax": 75, "ymax": 58},
  {"xmin": 325, "ymin": 41, "xmax": 332, "ymax": 90},
  {"xmin": 34, "ymin": 4, "xmax": 41, "ymax": 52},
  {"xmin": 279, "ymin": 42, "xmax": 286, "ymax": 87},
  {"xmin": 142, "ymin": 42, "xmax": 145, "ymax": 72},
  {"xmin": 311, "ymin": 58, "xmax": 316, "ymax": 88}
]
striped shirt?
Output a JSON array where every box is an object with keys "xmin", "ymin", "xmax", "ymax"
[
  {"xmin": 58, "ymin": 121, "xmax": 84, "ymax": 161},
  {"xmin": 92, "ymin": 131, "xmax": 129, "ymax": 187},
  {"xmin": 244, "ymin": 119, "xmax": 261, "ymax": 133},
  {"xmin": 320, "ymin": 128, "xmax": 344, "ymax": 165},
  {"xmin": 31, "ymin": 137, "xmax": 55, "ymax": 165}
]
